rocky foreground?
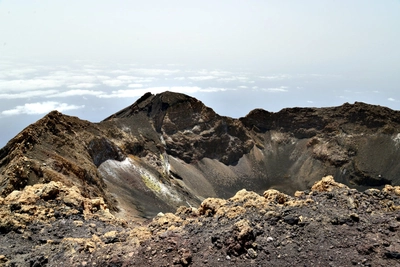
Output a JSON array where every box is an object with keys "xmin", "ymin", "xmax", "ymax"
[
  {"xmin": 1, "ymin": 176, "xmax": 399, "ymax": 266},
  {"xmin": 1, "ymin": 92, "xmax": 400, "ymax": 266}
]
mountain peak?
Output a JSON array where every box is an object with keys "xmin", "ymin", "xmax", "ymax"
[
  {"xmin": 2, "ymin": 91, "xmax": 400, "ymax": 221},
  {"xmin": 240, "ymin": 101, "xmax": 400, "ymax": 137},
  {"xmin": 2, "ymin": 92, "xmax": 400, "ymax": 265},
  {"xmin": 103, "ymin": 91, "xmax": 201, "ymax": 121}
]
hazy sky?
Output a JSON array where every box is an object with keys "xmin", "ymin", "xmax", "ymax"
[{"xmin": 1, "ymin": 1, "xmax": 400, "ymax": 147}]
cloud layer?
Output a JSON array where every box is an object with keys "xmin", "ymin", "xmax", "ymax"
[
  {"xmin": 0, "ymin": 61, "xmax": 398, "ymax": 121},
  {"xmin": 1, "ymin": 102, "xmax": 84, "ymax": 116},
  {"xmin": 0, "ymin": 62, "xmax": 296, "ymax": 107}
]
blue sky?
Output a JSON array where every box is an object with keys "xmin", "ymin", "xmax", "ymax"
[{"xmin": 0, "ymin": 1, "xmax": 400, "ymax": 147}]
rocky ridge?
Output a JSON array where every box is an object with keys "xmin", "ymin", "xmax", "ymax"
[
  {"xmin": 0, "ymin": 176, "xmax": 399, "ymax": 266},
  {"xmin": 1, "ymin": 91, "xmax": 400, "ymax": 265},
  {"xmin": 2, "ymin": 91, "xmax": 400, "ymax": 219}
]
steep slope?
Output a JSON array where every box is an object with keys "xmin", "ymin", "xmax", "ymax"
[
  {"xmin": 0, "ymin": 111, "xmax": 116, "ymax": 208},
  {"xmin": 240, "ymin": 102, "xmax": 400, "ymax": 189},
  {"xmin": 102, "ymin": 92, "xmax": 400, "ymax": 203},
  {"xmin": 1, "ymin": 91, "xmax": 400, "ymax": 220}
]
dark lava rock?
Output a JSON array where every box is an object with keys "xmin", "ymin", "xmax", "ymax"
[
  {"xmin": 88, "ymin": 137, "xmax": 126, "ymax": 167},
  {"xmin": 0, "ymin": 176, "xmax": 400, "ymax": 266},
  {"xmin": 283, "ymin": 215, "xmax": 299, "ymax": 225},
  {"xmin": 1, "ymin": 92, "xmax": 400, "ymax": 266},
  {"xmin": 2, "ymin": 92, "xmax": 400, "ymax": 219}
]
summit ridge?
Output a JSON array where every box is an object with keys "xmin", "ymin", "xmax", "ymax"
[
  {"xmin": 2, "ymin": 91, "xmax": 400, "ymax": 218},
  {"xmin": 1, "ymin": 92, "xmax": 400, "ymax": 265}
]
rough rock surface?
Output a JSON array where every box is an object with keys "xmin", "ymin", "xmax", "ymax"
[
  {"xmin": 0, "ymin": 176, "xmax": 400, "ymax": 266},
  {"xmin": 2, "ymin": 91, "xmax": 400, "ymax": 219},
  {"xmin": 1, "ymin": 91, "xmax": 400, "ymax": 265}
]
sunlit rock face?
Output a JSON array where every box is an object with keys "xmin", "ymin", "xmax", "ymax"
[
  {"xmin": 1, "ymin": 176, "xmax": 400, "ymax": 266},
  {"xmin": 97, "ymin": 157, "xmax": 194, "ymax": 219},
  {"xmin": 2, "ymin": 91, "xmax": 400, "ymax": 219}
]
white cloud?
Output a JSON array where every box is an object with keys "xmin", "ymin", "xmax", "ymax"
[
  {"xmin": 188, "ymin": 76, "xmax": 216, "ymax": 81},
  {"xmin": 134, "ymin": 78, "xmax": 156, "ymax": 83},
  {"xmin": 0, "ymin": 69, "xmax": 103, "ymax": 92},
  {"xmin": 187, "ymin": 69, "xmax": 231, "ymax": 77},
  {"xmin": 0, "ymin": 67, "xmax": 40, "ymax": 79},
  {"xmin": 68, "ymin": 75, "xmax": 98, "ymax": 83},
  {"xmin": 116, "ymin": 75, "xmax": 138, "ymax": 81},
  {"xmin": 200, "ymin": 87, "xmax": 230, "ymax": 93},
  {"xmin": 98, "ymin": 86, "xmax": 229, "ymax": 98},
  {"xmin": 0, "ymin": 90, "xmax": 58, "ymax": 99},
  {"xmin": 388, "ymin": 98, "xmax": 396, "ymax": 102},
  {"xmin": 258, "ymin": 75, "xmax": 291, "ymax": 80},
  {"xmin": 217, "ymin": 76, "xmax": 249, "ymax": 82},
  {"xmin": 207, "ymin": 70, "xmax": 232, "ymax": 76},
  {"xmin": 96, "ymin": 75, "xmax": 111, "ymax": 80},
  {"xmin": 110, "ymin": 70, "xmax": 130, "ymax": 74},
  {"xmin": 263, "ymin": 86, "xmax": 288, "ymax": 93},
  {"xmin": 131, "ymin": 68, "xmax": 180, "ymax": 76},
  {"xmin": 217, "ymin": 77, "xmax": 236, "ymax": 82},
  {"xmin": 101, "ymin": 75, "xmax": 155, "ymax": 87},
  {"xmin": 0, "ymin": 79, "xmax": 64, "ymax": 91},
  {"xmin": 46, "ymin": 89, "xmax": 104, "ymax": 98},
  {"xmin": 83, "ymin": 68, "xmax": 103, "ymax": 74},
  {"xmin": 67, "ymin": 83, "xmax": 98, "ymax": 88},
  {"xmin": 41, "ymin": 72, "xmax": 97, "ymax": 84},
  {"xmin": 1, "ymin": 101, "xmax": 84, "ymax": 116},
  {"xmin": 166, "ymin": 64, "xmax": 183, "ymax": 67},
  {"xmin": 99, "ymin": 87, "xmax": 188, "ymax": 98},
  {"xmin": 102, "ymin": 79, "xmax": 127, "ymax": 87},
  {"xmin": 99, "ymin": 88, "xmax": 166, "ymax": 98},
  {"xmin": 109, "ymin": 68, "xmax": 181, "ymax": 76},
  {"xmin": 128, "ymin": 84, "xmax": 143, "ymax": 88},
  {"xmin": 174, "ymin": 77, "xmax": 186, "ymax": 80}
]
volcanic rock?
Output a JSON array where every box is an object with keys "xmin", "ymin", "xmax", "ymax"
[
  {"xmin": 2, "ymin": 91, "xmax": 400, "ymax": 219},
  {"xmin": 0, "ymin": 176, "xmax": 398, "ymax": 266},
  {"xmin": 1, "ymin": 91, "xmax": 400, "ymax": 265}
]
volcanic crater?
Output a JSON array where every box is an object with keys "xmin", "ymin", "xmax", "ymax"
[{"xmin": 1, "ymin": 91, "xmax": 400, "ymax": 266}]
